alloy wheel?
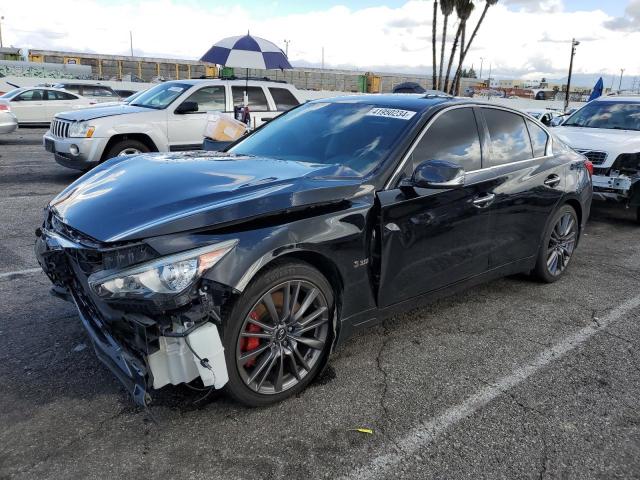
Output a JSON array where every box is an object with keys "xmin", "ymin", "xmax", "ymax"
[
  {"xmin": 546, "ymin": 212, "xmax": 577, "ymax": 276},
  {"xmin": 235, "ymin": 280, "xmax": 330, "ymax": 395}
]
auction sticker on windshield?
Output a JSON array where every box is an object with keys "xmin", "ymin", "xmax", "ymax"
[{"xmin": 366, "ymin": 107, "xmax": 416, "ymax": 120}]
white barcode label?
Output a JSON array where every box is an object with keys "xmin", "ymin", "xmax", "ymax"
[{"xmin": 366, "ymin": 107, "xmax": 416, "ymax": 120}]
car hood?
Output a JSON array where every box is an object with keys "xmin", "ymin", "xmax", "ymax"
[
  {"xmin": 553, "ymin": 126, "xmax": 640, "ymax": 156},
  {"xmin": 55, "ymin": 104, "xmax": 153, "ymax": 122},
  {"xmin": 49, "ymin": 152, "xmax": 365, "ymax": 242}
]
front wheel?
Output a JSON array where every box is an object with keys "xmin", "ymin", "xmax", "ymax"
[
  {"xmin": 104, "ymin": 139, "xmax": 150, "ymax": 161},
  {"xmin": 533, "ymin": 205, "xmax": 579, "ymax": 283},
  {"xmin": 223, "ymin": 261, "xmax": 334, "ymax": 407}
]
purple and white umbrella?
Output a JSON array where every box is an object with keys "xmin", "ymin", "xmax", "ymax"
[{"xmin": 200, "ymin": 33, "xmax": 292, "ymax": 70}]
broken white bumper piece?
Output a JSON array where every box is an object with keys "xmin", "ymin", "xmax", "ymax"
[{"xmin": 147, "ymin": 322, "xmax": 229, "ymax": 390}]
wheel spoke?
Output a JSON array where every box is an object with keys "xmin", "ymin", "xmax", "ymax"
[
  {"xmin": 292, "ymin": 345, "xmax": 310, "ymax": 371},
  {"xmin": 547, "ymin": 250, "xmax": 558, "ymax": 273},
  {"xmin": 296, "ymin": 317, "xmax": 329, "ymax": 335},
  {"xmin": 247, "ymin": 317, "xmax": 275, "ymax": 332},
  {"xmin": 247, "ymin": 349, "xmax": 275, "ymax": 385},
  {"xmin": 284, "ymin": 348, "xmax": 302, "ymax": 380},
  {"xmin": 256, "ymin": 350, "xmax": 279, "ymax": 390},
  {"xmin": 262, "ymin": 293, "xmax": 280, "ymax": 325},
  {"xmin": 274, "ymin": 347, "xmax": 285, "ymax": 392},
  {"xmin": 241, "ymin": 331, "xmax": 272, "ymax": 339},
  {"xmin": 282, "ymin": 282, "xmax": 291, "ymax": 321},
  {"xmin": 294, "ymin": 288, "xmax": 318, "ymax": 321},
  {"xmin": 298, "ymin": 306, "xmax": 328, "ymax": 327},
  {"xmin": 293, "ymin": 336, "xmax": 325, "ymax": 350},
  {"xmin": 239, "ymin": 343, "xmax": 271, "ymax": 365}
]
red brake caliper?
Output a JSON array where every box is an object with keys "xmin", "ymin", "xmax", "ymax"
[{"xmin": 240, "ymin": 312, "xmax": 262, "ymax": 368}]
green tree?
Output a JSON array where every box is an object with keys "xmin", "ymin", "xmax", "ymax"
[
  {"xmin": 448, "ymin": 0, "xmax": 474, "ymax": 94},
  {"xmin": 437, "ymin": 0, "xmax": 456, "ymax": 90},
  {"xmin": 453, "ymin": 0, "xmax": 499, "ymax": 93}
]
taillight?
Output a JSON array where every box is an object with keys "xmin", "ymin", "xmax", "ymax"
[
  {"xmin": 0, "ymin": 104, "xmax": 9, "ymax": 111},
  {"xmin": 584, "ymin": 159, "xmax": 593, "ymax": 177}
]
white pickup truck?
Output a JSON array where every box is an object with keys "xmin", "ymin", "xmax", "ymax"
[
  {"xmin": 43, "ymin": 79, "xmax": 302, "ymax": 170},
  {"xmin": 554, "ymin": 95, "xmax": 640, "ymax": 224}
]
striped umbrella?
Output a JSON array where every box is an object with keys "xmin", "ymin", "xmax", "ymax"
[{"xmin": 200, "ymin": 33, "xmax": 292, "ymax": 70}]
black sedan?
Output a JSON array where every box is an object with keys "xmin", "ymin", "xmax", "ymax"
[{"xmin": 35, "ymin": 95, "xmax": 593, "ymax": 406}]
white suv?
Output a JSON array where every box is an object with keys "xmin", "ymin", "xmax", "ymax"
[
  {"xmin": 554, "ymin": 96, "xmax": 640, "ymax": 223},
  {"xmin": 43, "ymin": 79, "xmax": 302, "ymax": 170}
]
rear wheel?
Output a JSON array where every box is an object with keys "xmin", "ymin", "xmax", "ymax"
[
  {"xmin": 223, "ymin": 261, "xmax": 333, "ymax": 407},
  {"xmin": 534, "ymin": 205, "xmax": 578, "ymax": 283},
  {"xmin": 104, "ymin": 139, "xmax": 150, "ymax": 161}
]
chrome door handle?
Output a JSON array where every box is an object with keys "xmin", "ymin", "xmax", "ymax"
[
  {"xmin": 544, "ymin": 175, "xmax": 561, "ymax": 187},
  {"xmin": 472, "ymin": 193, "xmax": 495, "ymax": 208}
]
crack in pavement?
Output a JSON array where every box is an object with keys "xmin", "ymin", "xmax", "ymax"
[{"xmin": 375, "ymin": 320, "xmax": 403, "ymax": 454}]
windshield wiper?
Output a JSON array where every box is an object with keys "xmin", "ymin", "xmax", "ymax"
[{"xmin": 129, "ymin": 103, "xmax": 160, "ymax": 109}]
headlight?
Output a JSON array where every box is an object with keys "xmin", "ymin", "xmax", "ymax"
[
  {"xmin": 88, "ymin": 240, "xmax": 237, "ymax": 299},
  {"xmin": 68, "ymin": 121, "xmax": 95, "ymax": 138}
]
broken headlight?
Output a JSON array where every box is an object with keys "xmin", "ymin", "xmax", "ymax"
[{"xmin": 88, "ymin": 240, "xmax": 237, "ymax": 299}]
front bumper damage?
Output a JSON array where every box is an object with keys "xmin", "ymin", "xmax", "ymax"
[{"xmin": 35, "ymin": 222, "xmax": 229, "ymax": 406}]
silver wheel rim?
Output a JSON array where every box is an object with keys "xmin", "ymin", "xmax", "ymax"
[
  {"xmin": 547, "ymin": 213, "xmax": 577, "ymax": 276},
  {"xmin": 117, "ymin": 147, "xmax": 142, "ymax": 156},
  {"xmin": 236, "ymin": 280, "xmax": 329, "ymax": 395}
]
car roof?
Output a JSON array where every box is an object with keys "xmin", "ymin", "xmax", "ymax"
[
  {"xmin": 308, "ymin": 93, "xmax": 467, "ymax": 112},
  {"xmin": 160, "ymin": 79, "xmax": 297, "ymax": 89},
  {"xmin": 597, "ymin": 95, "xmax": 640, "ymax": 103}
]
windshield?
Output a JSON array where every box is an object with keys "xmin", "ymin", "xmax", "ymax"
[
  {"xmin": 229, "ymin": 102, "xmax": 418, "ymax": 177},
  {"xmin": 129, "ymin": 83, "xmax": 190, "ymax": 109},
  {"xmin": 563, "ymin": 101, "xmax": 640, "ymax": 131},
  {"xmin": 0, "ymin": 89, "xmax": 21, "ymax": 99}
]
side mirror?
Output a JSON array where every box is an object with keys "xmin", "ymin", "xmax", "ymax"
[
  {"xmin": 175, "ymin": 101, "xmax": 198, "ymax": 114},
  {"xmin": 400, "ymin": 160, "xmax": 465, "ymax": 192}
]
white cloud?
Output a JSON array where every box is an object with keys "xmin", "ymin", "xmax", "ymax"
[{"xmin": 0, "ymin": 0, "xmax": 638, "ymax": 81}]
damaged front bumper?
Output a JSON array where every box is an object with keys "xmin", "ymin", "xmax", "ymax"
[{"xmin": 35, "ymin": 226, "xmax": 229, "ymax": 406}]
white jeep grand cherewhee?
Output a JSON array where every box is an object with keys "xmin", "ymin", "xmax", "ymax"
[
  {"xmin": 554, "ymin": 95, "xmax": 640, "ymax": 224},
  {"xmin": 43, "ymin": 79, "xmax": 302, "ymax": 171}
]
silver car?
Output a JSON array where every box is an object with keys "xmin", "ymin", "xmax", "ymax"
[{"xmin": 0, "ymin": 105, "xmax": 18, "ymax": 134}]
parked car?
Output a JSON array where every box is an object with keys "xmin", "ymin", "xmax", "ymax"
[
  {"xmin": 523, "ymin": 108, "xmax": 564, "ymax": 127},
  {"xmin": 554, "ymin": 96, "xmax": 640, "ymax": 223},
  {"xmin": 52, "ymin": 83, "xmax": 121, "ymax": 103},
  {"xmin": 0, "ymin": 87, "xmax": 94, "ymax": 126},
  {"xmin": 35, "ymin": 95, "xmax": 592, "ymax": 407},
  {"xmin": 0, "ymin": 103, "xmax": 18, "ymax": 134},
  {"xmin": 43, "ymin": 79, "xmax": 303, "ymax": 170},
  {"xmin": 114, "ymin": 89, "xmax": 138, "ymax": 98}
]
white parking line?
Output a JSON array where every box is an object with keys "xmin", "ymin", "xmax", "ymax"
[
  {"xmin": 343, "ymin": 294, "xmax": 640, "ymax": 480},
  {"xmin": 0, "ymin": 267, "xmax": 42, "ymax": 280}
]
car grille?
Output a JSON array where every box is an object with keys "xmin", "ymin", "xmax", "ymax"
[
  {"xmin": 575, "ymin": 149, "xmax": 608, "ymax": 165},
  {"xmin": 51, "ymin": 118, "xmax": 72, "ymax": 138}
]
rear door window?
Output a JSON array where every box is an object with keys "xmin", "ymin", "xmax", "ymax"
[
  {"xmin": 232, "ymin": 86, "xmax": 269, "ymax": 111},
  {"xmin": 15, "ymin": 90, "xmax": 43, "ymax": 101},
  {"xmin": 268, "ymin": 88, "xmax": 299, "ymax": 111},
  {"xmin": 183, "ymin": 86, "xmax": 226, "ymax": 112},
  {"xmin": 483, "ymin": 108, "xmax": 533, "ymax": 166},
  {"xmin": 526, "ymin": 120, "xmax": 549, "ymax": 157},
  {"xmin": 412, "ymin": 107, "xmax": 482, "ymax": 172}
]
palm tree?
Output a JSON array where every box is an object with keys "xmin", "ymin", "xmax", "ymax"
[
  {"xmin": 453, "ymin": 0, "xmax": 474, "ymax": 94},
  {"xmin": 443, "ymin": 0, "xmax": 473, "ymax": 94},
  {"xmin": 455, "ymin": 0, "xmax": 499, "ymax": 91},
  {"xmin": 437, "ymin": 0, "xmax": 456, "ymax": 91},
  {"xmin": 432, "ymin": 1, "xmax": 438, "ymax": 90}
]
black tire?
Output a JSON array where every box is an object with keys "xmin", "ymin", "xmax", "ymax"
[
  {"xmin": 636, "ymin": 206, "xmax": 640, "ymax": 225},
  {"xmin": 222, "ymin": 261, "xmax": 334, "ymax": 407},
  {"xmin": 104, "ymin": 139, "xmax": 150, "ymax": 161},
  {"xmin": 533, "ymin": 205, "xmax": 579, "ymax": 283}
]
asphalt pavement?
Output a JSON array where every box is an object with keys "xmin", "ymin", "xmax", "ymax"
[{"xmin": 1, "ymin": 128, "xmax": 639, "ymax": 479}]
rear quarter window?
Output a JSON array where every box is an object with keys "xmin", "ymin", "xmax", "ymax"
[
  {"xmin": 483, "ymin": 108, "xmax": 533, "ymax": 167},
  {"xmin": 526, "ymin": 120, "xmax": 549, "ymax": 157},
  {"xmin": 269, "ymin": 88, "xmax": 299, "ymax": 111}
]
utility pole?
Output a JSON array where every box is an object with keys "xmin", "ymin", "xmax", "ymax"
[
  {"xmin": 283, "ymin": 39, "xmax": 290, "ymax": 58},
  {"xmin": 618, "ymin": 68, "xmax": 625, "ymax": 91},
  {"xmin": 321, "ymin": 47, "xmax": 325, "ymax": 70},
  {"xmin": 129, "ymin": 31, "xmax": 134, "ymax": 57},
  {"xmin": 479, "ymin": 57, "xmax": 484, "ymax": 84},
  {"xmin": 0, "ymin": 16, "xmax": 4, "ymax": 49},
  {"xmin": 564, "ymin": 38, "xmax": 579, "ymax": 113},
  {"xmin": 487, "ymin": 63, "xmax": 492, "ymax": 98}
]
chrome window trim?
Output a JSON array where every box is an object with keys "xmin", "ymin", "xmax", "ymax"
[{"xmin": 385, "ymin": 103, "xmax": 554, "ymax": 190}]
